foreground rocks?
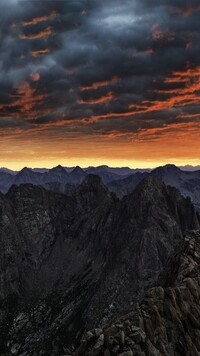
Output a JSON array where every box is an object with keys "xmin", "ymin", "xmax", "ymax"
[
  {"xmin": 73, "ymin": 230, "xmax": 200, "ymax": 355},
  {"xmin": 0, "ymin": 176, "xmax": 199, "ymax": 355}
]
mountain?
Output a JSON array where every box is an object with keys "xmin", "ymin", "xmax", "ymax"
[
  {"xmin": 0, "ymin": 176, "xmax": 199, "ymax": 355},
  {"xmin": 42, "ymin": 165, "xmax": 69, "ymax": 183},
  {"xmin": 0, "ymin": 165, "xmax": 86, "ymax": 193},
  {"xmin": 13, "ymin": 167, "xmax": 44, "ymax": 186},
  {"xmin": 64, "ymin": 167, "xmax": 76, "ymax": 173},
  {"xmin": 75, "ymin": 230, "xmax": 200, "ymax": 355},
  {"xmin": 1, "ymin": 163, "xmax": 200, "ymax": 213},
  {"xmin": 31, "ymin": 168, "xmax": 49, "ymax": 173},
  {"xmin": 109, "ymin": 164, "xmax": 200, "ymax": 211},
  {"xmin": 148, "ymin": 165, "xmax": 200, "ymax": 212},
  {"xmin": 0, "ymin": 165, "xmax": 70, "ymax": 193},
  {"xmin": 179, "ymin": 165, "xmax": 200, "ymax": 171},
  {"xmin": 108, "ymin": 171, "xmax": 149, "ymax": 198},
  {"xmin": 0, "ymin": 168, "xmax": 17, "ymax": 175},
  {"xmin": 85, "ymin": 166, "xmax": 124, "ymax": 184},
  {"xmin": 69, "ymin": 166, "xmax": 87, "ymax": 184},
  {"xmin": 42, "ymin": 182, "xmax": 77, "ymax": 196},
  {"xmin": 0, "ymin": 171, "xmax": 14, "ymax": 193},
  {"xmin": 86, "ymin": 165, "xmax": 150, "ymax": 176}
]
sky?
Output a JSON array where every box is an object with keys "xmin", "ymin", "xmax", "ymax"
[{"xmin": 0, "ymin": 0, "xmax": 200, "ymax": 169}]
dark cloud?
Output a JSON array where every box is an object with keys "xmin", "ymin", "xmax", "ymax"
[{"xmin": 0, "ymin": 0, "xmax": 199, "ymax": 141}]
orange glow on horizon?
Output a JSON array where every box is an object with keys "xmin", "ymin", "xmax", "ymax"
[
  {"xmin": 0, "ymin": 63, "xmax": 199, "ymax": 170},
  {"xmin": 1, "ymin": 3, "xmax": 199, "ymax": 173},
  {"xmin": 1, "ymin": 116, "xmax": 200, "ymax": 171}
]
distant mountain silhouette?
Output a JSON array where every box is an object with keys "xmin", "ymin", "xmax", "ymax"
[{"xmin": 0, "ymin": 164, "xmax": 200, "ymax": 211}]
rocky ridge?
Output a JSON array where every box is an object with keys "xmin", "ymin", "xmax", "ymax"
[
  {"xmin": 73, "ymin": 230, "xmax": 200, "ymax": 356},
  {"xmin": 1, "ymin": 164, "xmax": 200, "ymax": 213},
  {"xmin": 108, "ymin": 165, "xmax": 200, "ymax": 212}
]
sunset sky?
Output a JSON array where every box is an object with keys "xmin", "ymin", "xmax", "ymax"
[{"xmin": 0, "ymin": 0, "xmax": 200, "ymax": 169}]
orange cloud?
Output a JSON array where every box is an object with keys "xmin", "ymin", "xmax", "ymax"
[
  {"xmin": 154, "ymin": 66, "xmax": 200, "ymax": 98},
  {"xmin": 31, "ymin": 49, "xmax": 50, "ymax": 57},
  {"xmin": 14, "ymin": 82, "xmax": 46, "ymax": 113},
  {"xmin": 178, "ymin": 6, "xmax": 200, "ymax": 16},
  {"xmin": 82, "ymin": 93, "xmax": 199, "ymax": 125},
  {"xmin": 81, "ymin": 110, "xmax": 141, "ymax": 124},
  {"xmin": 81, "ymin": 76, "xmax": 119, "ymax": 91},
  {"xmin": 75, "ymin": 65, "xmax": 200, "ymax": 125},
  {"xmin": 142, "ymin": 94, "xmax": 200, "ymax": 112},
  {"xmin": 0, "ymin": 82, "xmax": 46, "ymax": 116},
  {"xmin": 20, "ymin": 27, "xmax": 53, "ymax": 40},
  {"xmin": 77, "ymin": 65, "xmax": 200, "ymax": 122},
  {"xmin": 21, "ymin": 11, "xmax": 57, "ymax": 26},
  {"xmin": 30, "ymin": 72, "xmax": 40, "ymax": 81},
  {"xmin": 171, "ymin": 66, "xmax": 200, "ymax": 78},
  {"xmin": 79, "ymin": 92, "xmax": 113, "ymax": 105},
  {"xmin": 129, "ymin": 65, "xmax": 200, "ymax": 116},
  {"xmin": 144, "ymin": 49, "xmax": 154, "ymax": 54},
  {"xmin": 164, "ymin": 77, "xmax": 188, "ymax": 83}
]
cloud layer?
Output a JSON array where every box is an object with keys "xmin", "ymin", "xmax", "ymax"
[{"xmin": 0, "ymin": 0, "xmax": 200, "ymax": 166}]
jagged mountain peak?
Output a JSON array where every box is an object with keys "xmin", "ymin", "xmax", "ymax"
[
  {"xmin": 70, "ymin": 165, "xmax": 86, "ymax": 174},
  {"xmin": 19, "ymin": 167, "xmax": 32, "ymax": 174},
  {"xmin": 50, "ymin": 164, "xmax": 67, "ymax": 174},
  {"xmin": 69, "ymin": 166, "xmax": 87, "ymax": 185},
  {"xmin": 129, "ymin": 175, "xmax": 167, "ymax": 200},
  {"xmin": 124, "ymin": 176, "xmax": 200, "ymax": 233},
  {"xmin": 76, "ymin": 174, "xmax": 112, "ymax": 209},
  {"xmin": 129, "ymin": 175, "xmax": 177, "ymax": 208},
  {"xmin": 12, "ymin": 167, "xmax": 43, "ymax": 186},
  {"xmin": 153, "ymin": 163, "xmax": 181, "ymax": 175},
  {"xmin": 14, "ymin": 167, "xmax": 39, "ymax": 181}
]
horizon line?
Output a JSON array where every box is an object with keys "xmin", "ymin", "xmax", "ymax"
[{"xmin": 1, "ymin": 163, "xmax": 200, "ymax": 172}]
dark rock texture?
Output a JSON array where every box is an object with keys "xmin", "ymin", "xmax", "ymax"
[
  {"xmin": 74, "ymin": 230, "xmax": 200, "ymax": 356},
  {"xmin": 0, "ymin": 176, "xmax": 199, "ymax": 355}
]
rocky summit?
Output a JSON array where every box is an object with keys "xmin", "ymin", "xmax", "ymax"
[{"xmin": 0, "ymin": 175, "xmax": 199, "ymax": 355}]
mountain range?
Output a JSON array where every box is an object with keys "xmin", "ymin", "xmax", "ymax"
[
  {"xmin": 0, "ymin": 174, "xmax": 199, "ymax": 355},
  {"xmin": 1, "ymin": 164, "xmax": 200, "ymax": 212}
]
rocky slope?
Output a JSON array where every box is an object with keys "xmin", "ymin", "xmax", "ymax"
[
  {"xmin": 74, "ymin": 230, "xmax": 200, "ymax": 356},
  {"xmin": 0, "ymin": 176, "xmax": 199, "ymax": 355},
  {"xmin": 109, "ymin": 164, "xmax": 200, "ymax": 211}
]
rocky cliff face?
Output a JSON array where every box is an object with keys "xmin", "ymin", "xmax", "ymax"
[
  {"xmin": 0, "ymin": 176, "xmax": 199, "ymax": 355},
  {"xmin": 74, "ymin": 230, "xmax": 200, "ymax": 356}
]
